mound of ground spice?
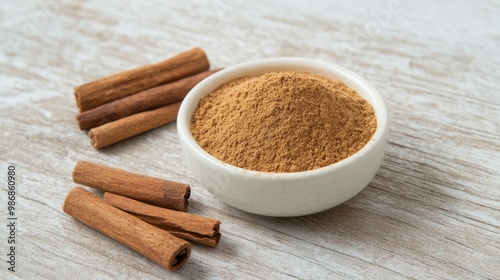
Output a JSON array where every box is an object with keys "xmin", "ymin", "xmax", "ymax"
[{"xmin": 190, "ymin": 71, "xmax": 376, "ymax": 173}]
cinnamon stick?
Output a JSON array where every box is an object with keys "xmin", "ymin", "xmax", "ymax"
[
  {"xmin": 63, "ymin": 187, "xmax": 191, "ymax": 271},
  {"xmin": 76, "ymin": 69, "xmax": 221, "ymax": 130},
  {"xmin": 72, "ymin": 160, "xmax": 190, "ymax": 211},
  {"xmin": 104, "ymin": 192, "xmax": 221, "ymax": 247},
  {"xmin": 88, "ymin": 101, "xmax": 181, "ymax": 149},
  {"xmin": 74, "ymin": 48, "xmax": 209, "ymax": 112}
]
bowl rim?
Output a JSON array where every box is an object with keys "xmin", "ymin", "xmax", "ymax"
[{"xmin": 177, "ymin": 57, "xmax": 389, "ymax": 180}]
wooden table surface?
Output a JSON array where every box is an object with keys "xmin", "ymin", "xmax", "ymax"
[{"xmin": 1, "ymin": 0, "xmax": 499, "ymax": 279}]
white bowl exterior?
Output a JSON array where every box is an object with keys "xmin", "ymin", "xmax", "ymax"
[{"xmin": 178, "ymin": 58, "xmax": 389, "ymax": 216}]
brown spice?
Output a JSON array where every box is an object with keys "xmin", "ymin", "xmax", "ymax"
[
  {"xmin": 74, "ymin": 48, "xmax": 209, "ymax": 112},
  {"xmin": 72, "ymin": 160, "xmax": 190, "ymax": 211},
  {"xmin": 103, "ymin": 192, "xmax": 221, "ymax": 247},
  {"xmin": 190, "ymin": 72, "xmax": 376, "ymax": 173},
  {"xmin": 76, "ymin": 69, "xmax": 222, "ymax": 130},
  {"xmin": 63, "ymin": 187, "xmax": 191, "ymax": 271},
  {"xmin": 88, "ymin": 101, "xmax": 182, "ymax": 149}
]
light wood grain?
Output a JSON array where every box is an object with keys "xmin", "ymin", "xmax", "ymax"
[{"xmin": 1, "ymin": 0, "xmax": 499, "ymax": 279}]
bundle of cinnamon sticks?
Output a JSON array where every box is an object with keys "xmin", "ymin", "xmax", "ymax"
[
  {"xmin": 63, "ymin": 160, "xmax": 222, "ymax": 272},
  {"xmin": 74, "ymin": 48, "xmax": 220, "ymax": 148}
]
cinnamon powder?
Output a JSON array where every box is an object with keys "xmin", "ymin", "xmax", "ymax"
[{"xmin": 190, "ymin": 72, "xmax": 376, "ymax": 173}]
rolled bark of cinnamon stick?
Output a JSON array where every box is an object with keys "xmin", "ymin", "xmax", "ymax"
[
  {"xmin": 88, "ymin": 101, "xmax": 181, "ymax": 149},
  {"xmin": 72, "ymin": 160, "xmax": 190, "ymax": 211},
  {"xmin": 76, "ymin": 69, "xmax": 221, "ymax": 130},
  {"xmin": 103, "ymin": 192, "xmax": 221, "ymax": 247},
  {"xmin": 74, "ymin": 48, "xmax": 209, "ymax": 112},
  {"xmin": 63, "ymin": 187, "xmax": 191, "ymax": 271}
]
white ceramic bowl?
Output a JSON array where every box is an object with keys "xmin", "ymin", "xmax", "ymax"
[{"xmin": 177, "ymin": 58, "xmax": 389, "ymax": 217}]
